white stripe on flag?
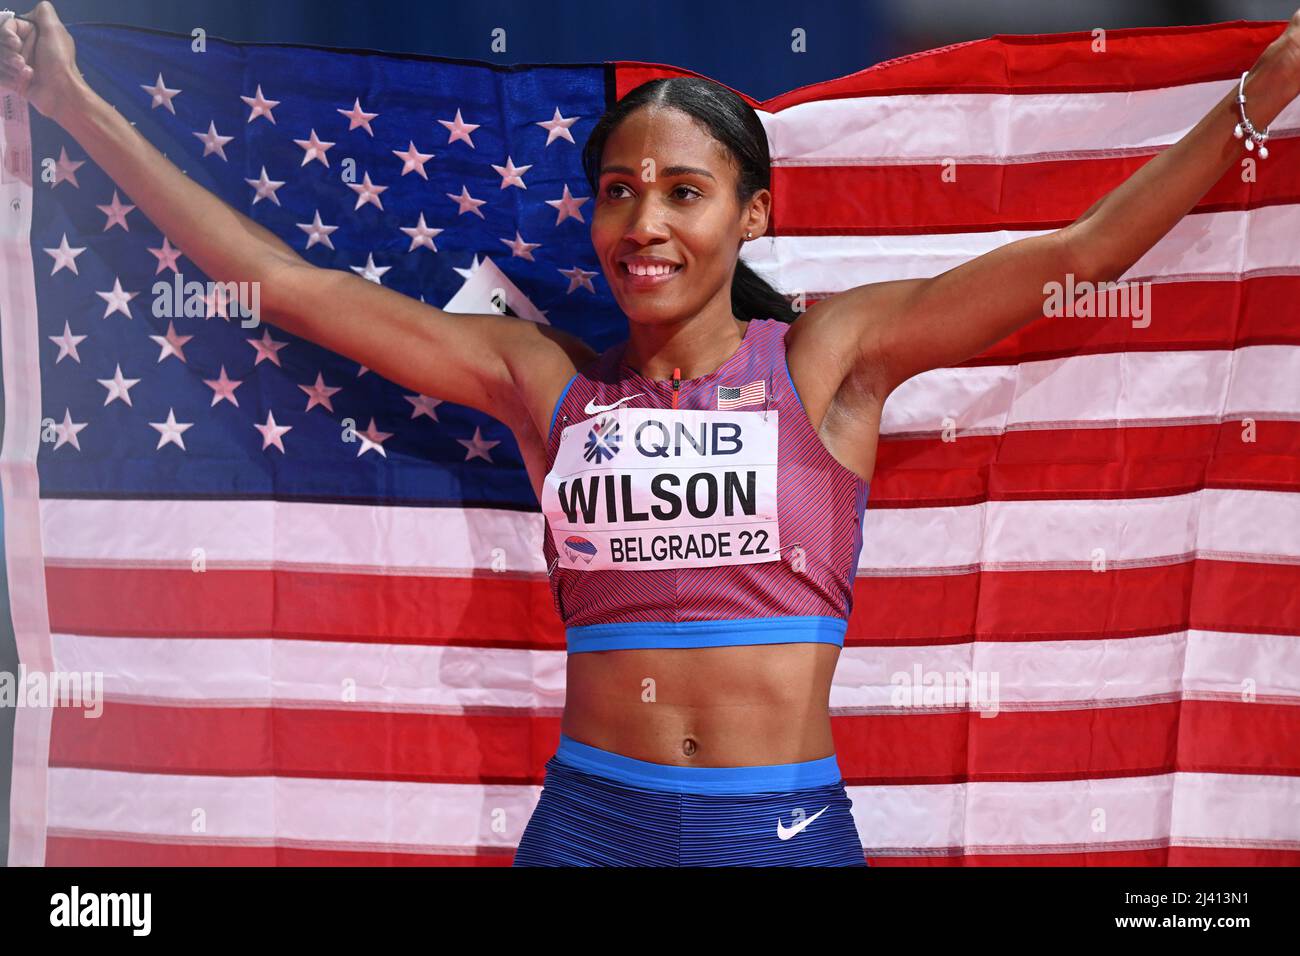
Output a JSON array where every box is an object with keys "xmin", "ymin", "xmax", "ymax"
[
  {"xmin": 41, "ymin": 766, "xmax": 1300, "ymax": 855},
  {"xmin": 851, "ymin": 771, "xmax": 1300, "ymax": 856},
  {"xmin": 741, "ymin": 204, "xmax": 1300, "ymax": 291},
  {"xmin": 760, "ymin": 81, "xmax": 1300, "ymax": 164},
  {"xmin": 44, "ymin": 628, "xmax": 1300, "ymax": 710},
  {"xmin": 38, "ymin": 487, "xmax": 1300, "ymax": 573}
]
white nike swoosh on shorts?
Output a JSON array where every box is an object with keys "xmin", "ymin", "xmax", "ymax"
[{"xmin": 776, "ymin": 805, "xmax": 830, "ymax": 841}]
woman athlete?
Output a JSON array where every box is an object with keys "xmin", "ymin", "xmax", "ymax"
[{"xmin": 4, "ymin": 3, "xmax": 1299, "ymax": 866}]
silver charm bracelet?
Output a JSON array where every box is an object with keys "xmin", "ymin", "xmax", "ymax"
[{"xmin": 1233, "ymin": 70, "xmax": 1271, "ymax": 159}]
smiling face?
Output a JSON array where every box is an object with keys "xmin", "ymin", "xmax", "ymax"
[{"xmin": 591, "ymin": 105, "xmax": 769, "ymax": 327}]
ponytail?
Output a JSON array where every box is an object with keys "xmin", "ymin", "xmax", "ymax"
[{"xmin": 732, "ymin": 258, "xmax": 797, "ymax": 323}]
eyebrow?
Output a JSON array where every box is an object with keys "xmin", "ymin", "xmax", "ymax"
[{"xmin": 599, "ymin": 164, "xmax": 716, "ymax": 181}]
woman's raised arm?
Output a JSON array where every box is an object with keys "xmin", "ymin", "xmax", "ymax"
[{"xmin": 0, "ymin": 2, "xmax": 595, "ymax": 437}]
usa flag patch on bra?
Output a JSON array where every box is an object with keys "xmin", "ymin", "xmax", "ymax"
[{"xmin": 716, "ymin": 380, "xmax": 765, "ymax": 410}]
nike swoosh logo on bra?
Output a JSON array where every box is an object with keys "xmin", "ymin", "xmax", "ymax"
[
  {"xmin": 584, "ymin": 393, "xmax": 644, "ymax": 415},
  {"xmin": 776, "ymin": 805, "xmax": 830, "ymax": 841}
]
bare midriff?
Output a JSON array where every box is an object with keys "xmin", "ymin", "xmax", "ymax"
[{"xmin": 560, "ymin": 642, "xmax": 841, "ymax": 766}]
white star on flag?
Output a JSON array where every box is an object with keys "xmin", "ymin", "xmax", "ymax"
[
  {"xmin": 247, "ymin": 329, "xmax": 289, "ymax": 366},
  {"xmin": 203, "ymin": 285, "xmax": 230, "ymax": 321},
  {"xmin": 96, "ymin": 190, "xmax": 135, "ymax": 231},
  {"xmin": 44, "ymin": 232, "xmax": 86, "ymax": 275},
  {"xmin": 294, "ymin": 129, "xmax": 335, "ymax": 167},
  {"xmin": 400, "ymin": 213, "xmax": 442, "ymax": 253},
  {"xmin": 392, "ymin": 141, "xmax": 433, "ymax": 179},
  {"xmin": 96, "ymin": 277, "xmax": 139, "ymax": 319},
  {"xmin": 149, "ymin": 408, "xmax": 193, "ymax": 451},
  {"xmin": 141, "ymin": 73, "xmax": 181, "ymax": 113},
  {"xmin": 446, "ymin": 185, "xmax": 486, "ymax": 218},
  {"xmin": 98, "ymin": 364, "xmax": 141, "ymax": 406},
  {"xmin": 447, "ymin": 251, "xmax": 488, "ymax": 280},
  {"xmin": 297, "ymin": 210, "xmax": 339, "ymax": 250},
  {"xmin": 246, "ymin": 166, "xmax": 286, "ymax": 205},
  {"xmin": 500, "ymin": 230, "xmax": 541, "ymax": 260},
  {"xmin": 148, "ymin": 236, "xmax": 184, "ymax": 274},
  {"xmin": 438, "ymin": 108, "xmax": 479, "ymax": 147},
  {"xmin": 53, "ymin": 146, "xmax": 84, "ymax": 188},
  {"xmin": 48, "ymin": 321, "xmax": 87, "ymax": 363},
  {"xmin": 546, "ymin": 184, "xmax": 589, "ymax": 225},
  {"xmin": 347, "ymin": 172, "xmax": 387, "ymax": 211},
  {"xmin": 355, "ymin": 418, "xmax": 393, "ymax": 458},
  {"xmin": 338, "ymin": 98, "xmax": 379, "ymax": 135},
  {"xmin": 404, "ymin": 394, "xmax": 442, "ymax": 421},
  {"xmin": 299, "ymin": 372, "xmax": 342, "ymax": 412},
  {"xmin": 149, "ymin": 320, "xmax": 193, "ymax": 363},
  {"xmin": 52, "ymin": 409, "xmax": 88, "ymax": 451},
  {"xmin": 203, "ymin": 365, "xmax": 243, "ymax": 406},
  {"xmin": 457, "ymin": 426, "xmax": 500, "ymax": 462},
  {"xmin": 193, "ymin": 121, "xmax": 234, "ymax": 160},
  {"xmin": 254, "ymin": 411, "xmax": 293, "ymax": 453},
  {"xmin": 451, "ymin": 253, "xmax": 486, "ymax": 280},
  {"xmin": 536, "ymin": 107, "xmax": 579, "ymax": 145},
  {"xmin": 351, "ymin": 253, "xmax": 391, "ymax": 284},
  {"xmin": 558, "ymin": 264, "xmax": 598, "ymax": 294},
  {"xmin": 241, "ymin": 84, "xmax": 280, "ymax": 123},
  {"xmin": 491, "ymin": 156, "xmax": 532, "ymax": 189}
]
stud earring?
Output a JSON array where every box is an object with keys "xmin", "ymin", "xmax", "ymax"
[{"xmin": 746, "ymin": 231, "xmax": 753, "ymax": 239}]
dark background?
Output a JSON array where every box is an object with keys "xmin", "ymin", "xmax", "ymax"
[{"xmin": 28, "ymin": 0, "xmax": 1300, "ymax": 100}]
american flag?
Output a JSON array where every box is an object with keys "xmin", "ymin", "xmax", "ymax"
[
  {"xmin": 716, "ymin": 379, "xmax": 766, "ymax": 410},
  {"xmin": 1, "ymin": 18, "xmax": 1298, "ymax": 866}
]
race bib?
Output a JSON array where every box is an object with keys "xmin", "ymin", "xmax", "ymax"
[{"xmin": 543, "ymin": 407, "xmax": 780, "ymax": 571}]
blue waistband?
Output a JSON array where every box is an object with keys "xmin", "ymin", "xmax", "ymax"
[
  {"xmin": 566, "ymin": 615, "xmax": 848, "ymax": 654},
  {"xmin": 552, "ymin": 733, "xmax": 843, "ymax": 795}
]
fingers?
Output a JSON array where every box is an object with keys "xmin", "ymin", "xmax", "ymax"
[
  {"xmin": 15, "ymin": 16, "xmax": 38, "ymax": 62},
  {"xmin": 1, "ymin": 13, "xmax": 35, "ymax": 92},
  {"xmin": 0, "ymin": 48, "xmax": 29, "ymax": 75},
  {"xmin": 6, "ymin": 12, "xmax": 35, "ymax": 42},
  {"xmin": 0, "ymin": 51, "xmax": 32, "ymax": 96},
  {"xmin": 1, "ymin": 16, "xmax": 34, "ymax": 69},
  {"xmin": 27, "ymin": 2, "xmax": 60, "ymax": 35},
  {"xmin": 0, "ymin": 20, "xmax": 22, "ymax": 52}
]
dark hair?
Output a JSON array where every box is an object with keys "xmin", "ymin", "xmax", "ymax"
[{"xmin": 581, "ymin": 77, "xmax": 797, "ymax": 323}]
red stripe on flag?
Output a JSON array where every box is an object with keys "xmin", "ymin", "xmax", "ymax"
[
  {"xmin": 871, "ymin": 420, "xmax": 1300, "ymax": 507},
  {"xmin": 956, "ymin": 277, "xmax": 1300, "ymax": 366},
  {"xmin": 47, "ymin": 699, "xmax": 1299, "ymax": 782},
  {"xmin": 45, "ymin": 836, "xmax": 514, "ymax": 867},
  {"xmin": 617, "ymin": 21, "xmax": 1288, "ymax": 104},
  {"xmin": 43, "ymin": 834, "xmax": 1300, "ymax": 867},
  {"xmin": 44, "ymin": 565, "xmax": 563, "ymax": 648},
  {"xmin": 772, "ymin": 156, "xmax": 1300, "ymax": 235},
  {"xmin": 849, "ymin": 560, "xmax": 1300, "ymax": 644},
  {"xmin": 871, "ymin": 847, "xmax": 1300, "ymax": 866},
  {"xmin": 43, "ymin": 557, "xmax": 1300, "ymax": 646}
]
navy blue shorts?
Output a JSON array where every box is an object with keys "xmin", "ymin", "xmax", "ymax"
[{"xmin": 513, "ymin": 734, "xmax": 868, "ymax": 867}]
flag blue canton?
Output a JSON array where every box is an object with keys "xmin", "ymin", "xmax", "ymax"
[{"xmin": 32, "ymin": 24, "xmax": 620, "ymax": 509}]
